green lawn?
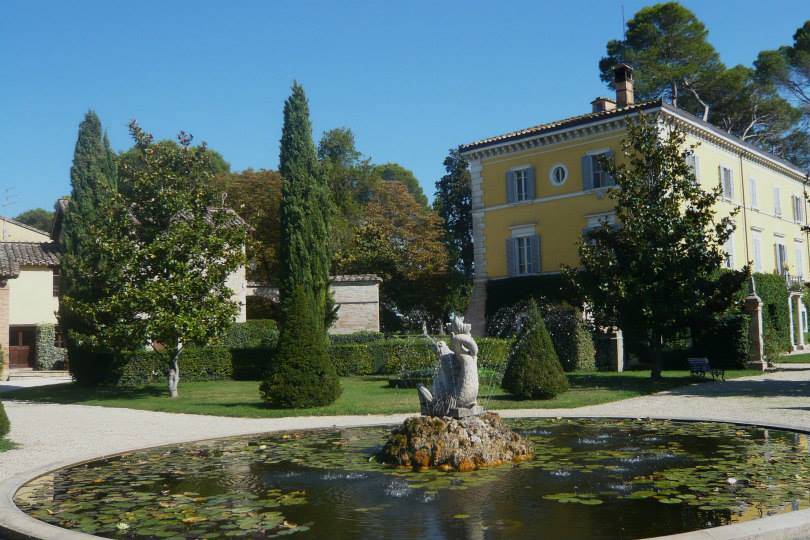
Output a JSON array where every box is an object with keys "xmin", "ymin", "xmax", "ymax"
[
  {"xmin": 4, "ymin": 370, "xmax": 758, "ymax": 418},
  {"xmin": 0, "ymin": 438, "xmax": 16, "ymax": 453},
  {"xmin": 776, "ymin": 352, "xmax": 810, "ymax": 363}
]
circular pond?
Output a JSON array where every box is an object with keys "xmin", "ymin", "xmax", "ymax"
[{"xmin": 15, "ymin": 418, "xmax": 810, "ymax": 539}]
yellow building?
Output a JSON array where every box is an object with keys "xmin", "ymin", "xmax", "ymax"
[{"xmin": 461, "ymin": 65, "xmax": 809, "ymax": 344}]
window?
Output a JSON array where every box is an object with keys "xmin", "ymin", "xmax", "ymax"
[
  {"xmin": 795, "ymin": 242, "xmax": 804, "ymax": 279},
  {"xmin": 585, "ymin": 212, "xmax": 617, "ymax": 230},
  {"xmin": 749, "ymin": 178, "xmax": 758, "ymax": 210},
  {"xmin": 792, "ymin": 195, "xmax": 804, "ymax": 224},
  {"xmin": 775, "ymin": 242, "xmax": 788, "ymax": 275},
  {"xmin": 752, "ymin": 231, "xmax": 763, "ymax": 272},
  {"xmin": 506, "ymin": 167, "xmax": 534, "ymax": 203},
  {"xmin": 720, "ymin": 166, "xmax": 733, "ymax": 200},
  {"xmin": 506, "ymin": 234, "xmax": 540, "ymax": 276},
  {"xmin": 686, "ymin": 154, "xmax": 700, "ymax": 182},
  {"xmin": 724, "ymin": 233, "xmax": 735, "ymax": 269},
  {"xmin": 774, "ymin": 187, "xmax": 782, "ymax": 216},
  {"xmin": 514, "ymin": 169, "xmax": 528, "ymax": 201},
  {"xmin": 52, "ymin": 267, "xmax": 60, "ymax": 297},
  {"xmin": 549, "ymin": 164, "xmax": 568, "ymax": 186},
  {"xmin": 581, "ymin": 151, "xmax": 614, "ymax": 190}
]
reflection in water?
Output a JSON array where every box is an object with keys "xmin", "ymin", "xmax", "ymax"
[{"xmin": 15, "ymin": 419, "xmax": 810, "ymax": 540}]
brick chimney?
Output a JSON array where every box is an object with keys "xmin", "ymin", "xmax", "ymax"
[
  {"xmin": 591, "ymin": 97, "xmax": 616, "ymax": 113},
  {"xmin": 614, "ymin": 63, "xmax": 634, "ymax": 107}
]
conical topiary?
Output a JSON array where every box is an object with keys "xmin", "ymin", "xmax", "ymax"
[
  {"xmin": 502, "ymin": 299, "xmax": 569, "ymax": 399},
  {"xmin": 260, "ymin": 286, "xmax": 341, "ymax": 408}
]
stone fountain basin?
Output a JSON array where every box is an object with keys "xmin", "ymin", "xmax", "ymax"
[{"xmin": 4, "ymin": 414, "xmax": 810, "ymax": 540}]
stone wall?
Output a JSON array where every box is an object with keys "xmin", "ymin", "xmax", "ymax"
[{"xmin": 247, "ymin": 274, "xmax": 381, "ymax": 334}]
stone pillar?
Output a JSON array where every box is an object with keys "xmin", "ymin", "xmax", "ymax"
[
  {"xmin": 608, "ymin": 329, "xmax": 624, "ymax": 372},
  {"xmin": 789, "ymin": 294, "xmax": 797, "ymax": 351},
  {"xmin": 465, "ymin": 280, "xmax": 487, "ymax": 337},
  {"xmin": 743, "ymin": 292, "xmax": 765, "ymax": 370},
  {"xmin": 596, "ymin": 328, "xmax": 624, "ymax": 372},
  {"xmin": 0, "ymin": 281, "xmax": 9, "ymax": 381},
  {"xmin": 798, "ymin": 296, "xmax": 807, "ymax": 349}
]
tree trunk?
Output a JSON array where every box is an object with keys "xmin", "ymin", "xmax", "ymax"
[
  {"xmin": 167, "ymin": 343, "xmax": 183, "ymax": 398},
  {"xmin": 650, "ymin": 335, "xmax": 663, "ymax": 381}
]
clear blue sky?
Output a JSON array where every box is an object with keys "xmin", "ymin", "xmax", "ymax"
[{"xmin": 1, "ymin": 1, "xmax": 808, "ymax": 216}]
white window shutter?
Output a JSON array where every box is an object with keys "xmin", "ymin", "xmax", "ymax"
[{"xmin": 749, "ymin": 178, "xmax": 757, "ymax": 209}]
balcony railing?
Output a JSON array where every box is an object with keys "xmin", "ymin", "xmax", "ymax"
[{"xmin": 785, "ymin": 272, "xmax": 805, "ymax": 291}]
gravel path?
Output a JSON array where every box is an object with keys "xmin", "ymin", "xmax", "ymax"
[{"xmin": 2, "ymin": 366, "xmax": 810, "ymax": 539}]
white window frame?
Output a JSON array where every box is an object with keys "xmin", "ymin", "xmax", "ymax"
[
  {"xmin": 775, "ymin": 239, "xmax": 787, "ymax": 275},
  {"xmin": 795, "ymin": 240, "xmax": 804, "ymax": 279},
  {"xmin": 749, "ymin": 177, "xmax": 758, "ymax": 210},
  {"xmin": 751, "ymin": 229, "xmax": 763, "ymax": 272},
  {"xmin": 515, "ymin": 236, "xmax": 533, "ymax": 275},
  {"xmin": 792, "ymin": 195, "xmax": 804, "ymax": 224},
  {"xmin": 724, "ymin": 232, "xmax": 735, "ymax": 269},
  {"xmin": 549, "ymin": 163, "xmax": 568, "ymax": 186},
  {"xmin": 686, "ymin": 153, "xmax": 700, "ymax": 182},
  {"xmin": 513, "ymin": 168, "xmax": 528, "ymax": 202},
  {"xmin": 720, "ymin": 166, "xmax": 734, "ymax": 201},
  {"xmin": 586, "ymin": 148, "xmax": 613, "ymax": 189},
  {"xmin": 585, "ymin": 212, "xmax": 617, "ymax": 231},
  {"xmin": 774, "ymin": 187, "xmax": 782, "ymax": 217}
]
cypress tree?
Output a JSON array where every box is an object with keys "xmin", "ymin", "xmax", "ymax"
[
  {"xmin": 502, "ymin": 300, "xmax": 569, "ymax": 400},
  {"xmin": 262, "ymin": 83, "xmax": 339, "ymax": 407},
  {"xmin": 59, "ymin": 111, "xmax": 118, "ymax": 374}
]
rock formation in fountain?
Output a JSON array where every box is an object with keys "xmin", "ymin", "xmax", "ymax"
[{"xmin": 381, "ymin": 316, "xmax": 532, "ymax": 471}]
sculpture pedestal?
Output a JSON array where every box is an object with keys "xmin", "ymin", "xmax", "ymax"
[
  {"xmin": 379, "ymin": 412, "xmax": 532, "ymax": 472},
  {"xmin": 448, "ymin": 405, "xmax": 484, "ymax": 419}
]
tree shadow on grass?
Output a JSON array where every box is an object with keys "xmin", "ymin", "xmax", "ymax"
[{"xmin": 660, "ymin": 378, "xmax": 810, "ymax": 399}]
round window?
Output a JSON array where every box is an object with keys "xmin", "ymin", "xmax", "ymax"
[{"xmin": 549, "ymin": 164, "xmax": 568, "ymax": 186}]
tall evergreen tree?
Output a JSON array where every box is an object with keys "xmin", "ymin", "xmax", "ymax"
[
  {"xmin": 262, "ymin": 83, "xmax": 339, "ymax": 407},
  {"xmin": 434, "ymin": 148, "xmax": 474, "ymax": 317},
  {"xmin": 59, "ymin": 111, "xmax": 120, "ymax": 363}
]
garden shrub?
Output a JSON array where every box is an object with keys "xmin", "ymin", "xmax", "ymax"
[
  {"xmin": 753, "ymin": 273, "xmax": 791, "ymax": 353},
  {"xmin": 330, "ymin": 344, "xmax": 375, "ymax": 376},
  {"xmin": 329, "ymin": 331, "xmax": 384, "ymax": 345},
  {"xmin": 0, "ymin": 400, "xmax": 8, "ymax": 438},
  {"xmin": 261, "ymin": 287, "xmax": 341, "ymax": 408},
  {"xmin": 220, "ymin": 320, "xmax": 279, "ymax": 349},
  {"xmin": 691, "ymin": 313, "xmax": 750, "ymax": 369},
  {"xmin": 34, "ymin": 324, "xmax": 67, "ymax": 370},
  {"xmin": 502, "ymin": 300, "xmax": 569, "ymax": 399}
]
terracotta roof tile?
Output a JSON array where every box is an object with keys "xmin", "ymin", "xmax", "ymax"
[{"xmin": 0, "ymin": 242, "xmax": 61, "ymax": 272}]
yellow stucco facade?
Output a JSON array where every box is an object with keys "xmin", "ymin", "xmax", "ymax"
[
  {"xmin": 8, "ymin": 266, "xmax": 58, "ymax": 325},
  {"xmin": 465, "ymin": 106, "xmax": 808, "ymax": 281},
  {"xmin": 0, "ymin": 218, "xmax": 50, "ymax": 243},
  {"xmin": 461, "ymin": 101, "xmax": 809, "ymax": 338}
]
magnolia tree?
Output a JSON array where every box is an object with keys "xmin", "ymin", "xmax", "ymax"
[
  {"xmin": 569, "ymin": 114, "xmax": 747, "ymax": 379},
  {"xmin": 65, "ymin": 122, "xmax": 245, "ymax": 397}
]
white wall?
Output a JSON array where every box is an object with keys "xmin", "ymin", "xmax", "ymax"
[{"xmin": 9, "ymin": 266, "xmax": 58, "ymax": 325}]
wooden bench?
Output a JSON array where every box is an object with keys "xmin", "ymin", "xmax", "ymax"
[{"xmin": 688, "ymin": 357, "xmax": 725, "ymax": 381}]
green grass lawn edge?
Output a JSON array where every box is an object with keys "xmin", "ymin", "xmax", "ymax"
[{"xmin": 3, "ymin": 370, "xmax": 759, "ymax": 419}]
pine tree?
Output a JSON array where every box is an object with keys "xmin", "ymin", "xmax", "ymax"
[
  {"xmin": 502, "ymin": 300, "xmax": 569, "ymax": 400},
  {"xmin": 59, "ymin": 111, "xmax": 119, "ymax": 364},
  {"xmin": 263, "ymin": 83, "xmax": 339, "ymax": 407}
]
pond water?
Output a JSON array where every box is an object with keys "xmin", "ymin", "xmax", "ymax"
[{"xmin": 15, "ymin": 418, "xmax": 810, "ymax": 540}]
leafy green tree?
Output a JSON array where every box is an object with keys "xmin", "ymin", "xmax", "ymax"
[
  {"xmin": 264, "ymin": 82, "xmax": 339, "ymax": 407},
  {"xmin": 502, "ymin": 299, "xmax": 569, "ymax": 399},
  {"xmin": 569, "ymin": 115, "xmax": 746, "ymax": 379},
  {"xmin": 59, "ymin": 111, "xmax": 120, "ymax": 361},
  {"xmin": 318, "ymin": 127, "xmax": 362, "ymax": 167},
  {"xmin": 65, "ymin": 122, "xmax": 246, "ymax": 398},
  {"xmin": 216, "ymin": 169, "xmax": 283, "ymax": 283},
  {"xmin": 599, "ymin": 2, "xmax": 723, "ymax": 119},
  {"xmin": 434, "ymin": 148, "xmax": 474, "ymax": 315},
  {"xmin": 373, "ymin": 162, "xmax": 428, "ymax": 207},
  {"xmin": 756, "ymin": 21, "xmax": 810, "ymax": 115},
  {"xmin": 14, "ymin": 208, "xmax": 54, "ymax": 233}
]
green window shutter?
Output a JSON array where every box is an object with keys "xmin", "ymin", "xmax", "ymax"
[
  {"xmin": 505, "ymin": 238, "xmax": 516, "ymax": 276},
  {"xmin": 530, "ymin": 235, "xmax": 541, "ymax": 273},
  {"xmin": 526, "ymin": 167, "xmax": 536, "ymax": 199},
  {"xmin": 582, "ymin": 155, "xmax": 593, "ymax": 190},
  {"xmin": 506, "ymin": 171, "xmax": 516, "ymax": 203}
]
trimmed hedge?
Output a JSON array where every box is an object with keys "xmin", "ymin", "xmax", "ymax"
[
  {"xmin": 34, "ymin": 324, "xmax": 67, "ymax": 370},
  {"xmin": 0, "ymin": 400, "xmax": 8, "ymax": 438},
  {"xmin": 328, "ymin": 336, "xmax": 512, "ymax": 376},
  {"xmin": 220, "ymin": 319, "xmax": 279, "ymax": 349},
  {"xmin": 329, "ymin": 331, "xmax": 384, "ymax": 345},
  {"xmin": 753, "ymin": 273, "xmax": 791, "ymax": 353},
  {"xmin": 692, "ymin": 313, "xmax": 750, "ymax": 369}
]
